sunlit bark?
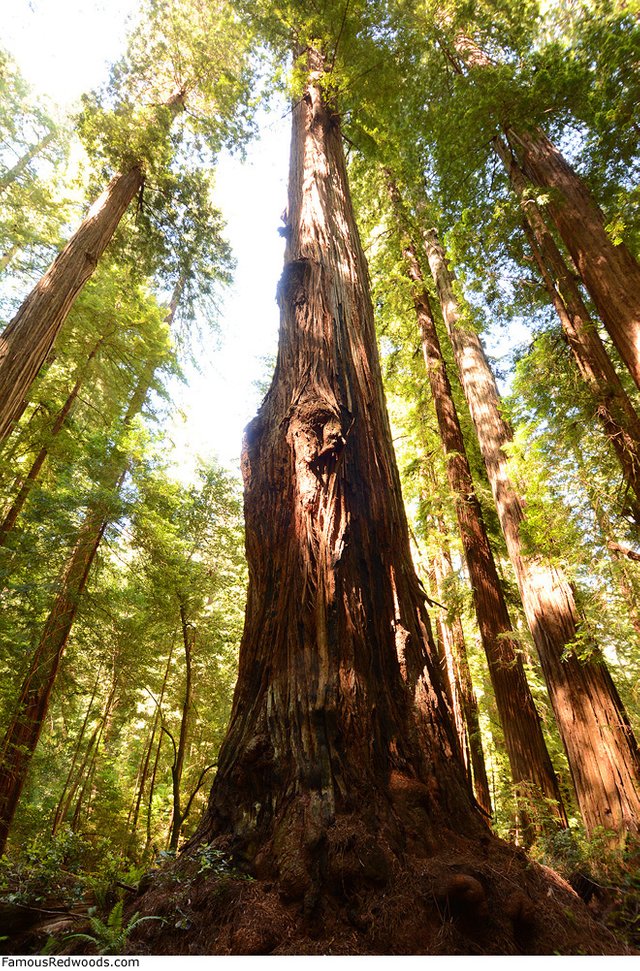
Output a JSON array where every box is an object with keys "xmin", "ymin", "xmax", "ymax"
[
  {"xmin": 0, "ymin": 165, "xmax": 143, "ymax": 441},
  {"xmin": 495, "ymin": 136, "xmax": 640, "ymax": 521},
  {"xmin": 423, "ymin": 227, "xmax": 640, "ymax": 837},
  {"xmin": 508, "ymin": 126, "xmax": 640, "ymax": 392},
  {"xmin": 396, "ymin": 225, "xmax": 565, "ymax": 834}
]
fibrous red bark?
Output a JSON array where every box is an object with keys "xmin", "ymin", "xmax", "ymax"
[
  {"xmin": 397, "ymin": 228, "xmax": 565, "ymax": 833},
  {"xmin": 495, "ymin": 136, "xmax": 640, "ymax": 520}
]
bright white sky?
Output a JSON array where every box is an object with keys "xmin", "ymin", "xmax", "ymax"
[{"xmin": 4, "ymin": 0, "xmax": 288, "ymax": 478}]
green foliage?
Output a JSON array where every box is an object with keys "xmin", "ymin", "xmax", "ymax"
[{"xmin": 65, "ymin": 901, "xmax": 163, "ymax": 955}]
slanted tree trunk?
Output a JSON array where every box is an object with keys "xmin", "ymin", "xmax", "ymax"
[
  {"xmin": 447, "ymin": 30, "xmax": 640, "ymax": 393},
  {"xmin": 0, "ymin": 333, "xmax": 107, "ymax": 547},
  {"xmin": 0, "ymin": 372, "xmax": 151, "ymax": 853},
  {"xmin": 0, "ymin": 165, "xmax": 143, "ymax": 441},
  {"xmin": 423, "ymin": 227, "xmax": 640, "ymax": 837},
  {"xmin": 397, "ymin": 228, "xmax": 565, "ymax": 834},
  {"xmin": 506, "ymin": 126, "xmax": 640, "ymax": 392},
  {"xmin": 495, "ymin": 136, "xmax": 640, "ymax": 519},
  {"xmin": 0, "ymin": 129, "xmax": 56, "ymax": 193}
]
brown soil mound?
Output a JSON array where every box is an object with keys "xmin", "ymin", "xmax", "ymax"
[{"xmin": 127, "ymin": 822, "xmax": 627, "ymax": 955}]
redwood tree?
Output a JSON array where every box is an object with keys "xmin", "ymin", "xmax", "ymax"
[
  {"xmin": 393, "ymin": 216, "xmax": 566, "ymax": 833},
  {"xmin": 135, "ymin": 46, "xmax": 622, "ymax": 956},
  {"xmin": 423, "ymin": 226, "xmax": 640, "ymax": 839}
]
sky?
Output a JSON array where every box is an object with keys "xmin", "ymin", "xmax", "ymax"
[{"xmin": 4, "ymin": 0, "xmax": 289, "ymax": 478}]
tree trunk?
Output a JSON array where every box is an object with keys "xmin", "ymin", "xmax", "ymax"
[
  {"xmin": 51, "ymin": 667, "xmax": 102, "ymax": 835},
  {"xmin": 507, "ymin": 125, "xmax": 640, "ymax": 392},
  {"xmin": 167, "ymin": 605, "xmax": 194, "ymax": 852},
  {"xmin": 398, "ymin": 230, "xmax": 565, "ymax": 833},
  {"xmin": 495, "ymin": 136, "xmax": 640, "ymax": 519},
  {"xmin": 128, "ymin": 645, "xmax": 174, "ymax": 854},
  {"xmin": 70, "ymin": 681, "xmax": 117, "ymax": 832},
  {"xmin": 133, "ymin": 51, "xmax": 626, "ymax": 959},
  {"xmin": 0, "ymin": 373, "xmax": 151, "ymax": 853},
  {"xmin": 430, "ymin": 538, "xmax": 492, "ymax": 819},
  {"xmin": 0, "ymin": 129, "xmax": 56, "ymax": 193},
  {"xmin": 0, "ymin": 164, "xmax": 143, "ymax": 441},
  {"xmin": 198, "ymin": 48, "xmax": 478, "ymax": 891},
  {"xmin": 423, "ymin": 226, "xmax": 640, "ymax": 837},
  {"xmin": 0, "ymin": 245, "xmax": 19, "ymax": 274},
  {"xmin": 0, "ymin": 334, "xmax": 107, "ymax": 547}
]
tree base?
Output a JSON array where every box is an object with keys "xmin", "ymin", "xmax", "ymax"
[{"xmin": 129, "ymin": 810, "xmax": 626, "ymax": 955}]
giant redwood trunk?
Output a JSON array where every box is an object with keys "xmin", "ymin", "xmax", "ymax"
[
  {"xmin": 0, "ymin": 165, "xmax": 143, "ymax": 441},
  {"xmin": 399, "ymin": 234, "xmax": 566, "ymax": 833},
  {"xmin": 495, "ymin": 136, "xmax": 640, "ymax": 519},
  {"xmin": 128, "ymin": 53, "xmax": 630, "ymax": 957},
  {"xmin": 507, "ymin": 126, "xmax": 640, "ymax": 392},
  {"xmin": 0, "ymin": 373, "xmax": 150, "ymax": 853},
  {"xmin": 197, "ymin": 50, "xmax": 476, "ymax": 885},
  {"xmin": 423, "ymin": 227, "xmax": 640, "ymax": 838}
]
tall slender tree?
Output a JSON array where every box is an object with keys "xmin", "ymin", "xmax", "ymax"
[
  {"xmin": 423, "ymin": 225, "xmax": 640, "ymax": 837},
  {"xmin": 386, "ymin": 185, "xmax": 565, "ymax": 832}
]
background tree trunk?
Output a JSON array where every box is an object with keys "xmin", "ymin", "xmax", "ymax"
[
  {"xmin": 495, "ymin": 135, "xmax": 640, "ymax": 519},
  {"xmin": 423, "ymin": 226, "xmax": 640, "ymax": 837},
  {"xmin": 508, "ymin": 125, "xmax": 640, "ymax": 392},
  {"xmin": 0, "ymin": 334, "xmax": 106, "ymax": 547},
  {"xmin": 0, "ymin": 372, "xmax": 151, "ymax": 852},
  {"xmin": 399, "ymin": 232, "xmax": 566, "ymax": 833},
  {"xmin": 0, "ymin": 129, "xmax": 56, "ymax": 193},
  {"xmin": 0, "ymin": 164, "xmax": 143, "ymax": 441},
  {"xmin": 429, "ymin": 536, "xmax": 492, "ymax": 818}
]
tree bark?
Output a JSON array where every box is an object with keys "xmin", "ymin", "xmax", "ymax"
[
  {"xmin": 133, "ymin": 51, "xmax": 627, "ymax": 959},
  {"xmin": 0, "ymin": 164, "xmax": 143, "ymax": 442},
  {"xmin": 429, "ymin": 535, "xmax": 492, "ymax": 818},
  {"xmin": 423, "ymin": 226, "xmax": 640, "ymax": 837},
  {"xmin": 128, "ymin": 645, "xmax": 174, "ymax": 854},
  {"xmin": 198, "ymin": 49, "xmax": 478, "ymax": 897},
  {"xmin": 398, "ymin": 229, "xmax": 565, "ymax": 833},
  {"xmin": 506, "ymin": 125, "xmax": 640, "ymax": 392},
  {"xmin": 495, "ymin": 136, "xmax": 640, "ymax": 520},
  {"xmin": 51, "ymin": 667, "xmax": 102, "ymax": 836},
  {"xmin": 167, "ymin": 605, "xmax": 195, "ymax": 852}
]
